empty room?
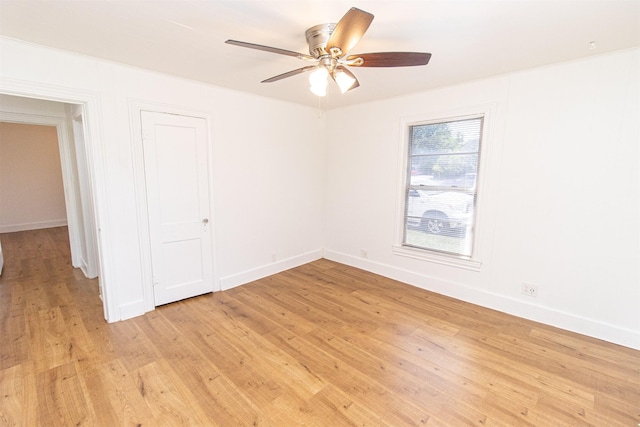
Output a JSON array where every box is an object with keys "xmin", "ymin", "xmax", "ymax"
[{"xmin": 0, "ymin": 1, "xmax": 638, "ymax": 425}]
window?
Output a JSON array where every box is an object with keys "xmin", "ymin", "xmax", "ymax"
[{"xmin": 402, "ymin": 115, "xmax": 483, "ymax": 258}]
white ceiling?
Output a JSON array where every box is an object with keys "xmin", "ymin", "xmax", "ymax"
[{"xmin": 1, "ymin": 0, "xmax": 638, "ymax": 110}]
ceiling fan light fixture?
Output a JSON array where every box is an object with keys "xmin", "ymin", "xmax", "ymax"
[
  {"xmin": 334, "ymin": 69, "xmax": 356, "ymax": 93},
  {"xmin": 309, "ymin": 66, "xmax": 329, "ymax": 96},
  {"xmin": 227, "ymin": 7, "xmax": 432, "ymax": 96}
]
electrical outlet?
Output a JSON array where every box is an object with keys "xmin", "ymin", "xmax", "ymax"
[
  {"xmin": 522, "ymin": 283, "xmax": 538, "ymax": 297},
  {"xmin": 360, "ymin": 249, "xmax": 368, "ymax": 259},
  {"xmin": 271, "ymin": 253, "xmax": 277, "ymax": 262}
]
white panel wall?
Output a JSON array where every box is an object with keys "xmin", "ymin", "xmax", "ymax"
[
  {"xmin": 324, "ymin": 48, "xmax": 639, "ymax": 349},
  {"xmin": 0, "ymin": 37, "xmax": 325, "ymax": 320}
]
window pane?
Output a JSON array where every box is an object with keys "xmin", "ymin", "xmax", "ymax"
[
  {"xmin": 409, "ymin": 156, "xmax": 439, "ymax": 178},
  {"xmin": 404, "ymin": 228, "xmax": 473, "ymax": 256},
  {"xmin": 410, "ymin": 154, "xmax": 478, "ymax": 188},
  {"xmin": 409, "ymin": 118, "xmax": 482, "ymax": 155},
  {"xmin": 403, "ymin": 116, "xmax": 483, "ymax": 258}
]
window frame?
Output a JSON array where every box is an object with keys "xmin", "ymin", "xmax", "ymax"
[{"xmin": 393, "ymin": 105, "xmax": 494, "ymax": 271}]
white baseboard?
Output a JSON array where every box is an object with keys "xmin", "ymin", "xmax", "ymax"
[
  {"xmin": 0, "ymin": 219, "xmax": 68, "ymax": 233},
  {"xmin": 115, "ymin": 250, "xmax": 324, "ymax": 322},
  {"xmin": 79, "ymin": 261, "xmax": 90, "ymax": 279},
  {"xmin": 219, "ymin": 249, "xmax": 323, "ymax": 291},
  {"xmin": 118, "ymin": 299, "xmax": 147, "ymax": 321},
  {"xmin": 324, "ymin": 249, "xmax": 640, "ymax": 351}
]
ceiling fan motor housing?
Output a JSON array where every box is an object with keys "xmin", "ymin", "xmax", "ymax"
[{"xmin": 305, "ymin": 23, "xmax": 336, "ymax": 58}]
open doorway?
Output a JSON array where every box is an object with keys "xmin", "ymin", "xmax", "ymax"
[
  {"xmin": 0, "ymin": 95, "xmax": 100, "ymax": 289},
  {"xmin": 0, "ymin": 123, "xmax": 67, "ymax": 232}
]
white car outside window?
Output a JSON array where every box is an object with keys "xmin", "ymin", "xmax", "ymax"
[{"xmin": 406, "ymin": 175, "xmax": 474, "ymax": 236}]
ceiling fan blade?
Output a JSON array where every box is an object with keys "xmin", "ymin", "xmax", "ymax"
[
  {"xmin": 261, "ymin": 65, "xmax": 318, "ymax": 83},
  {"xmin": 226, "ymin": 39, "xmax": 315, "ymax": 61},
  {"xmin": 326, "ymin": 8, "xmax": 374, "ymax": 58},
  {"xmin": 347, "ymin": 52, "xmax": 432, "ymax": 67},
  {"xmin": 331, "ymin": 65, "xmax": 360, "ymax": 92}
]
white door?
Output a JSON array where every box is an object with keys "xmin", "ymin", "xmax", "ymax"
[{"xmin": 141, "ymin": 111, "xmax": 214, "ymax": 306}]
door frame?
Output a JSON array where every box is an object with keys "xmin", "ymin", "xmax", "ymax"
[
  {"xmin": 129, "ymin": 100, "xmax": 218, "ymax": 312},
  {"xmin": 0, "ymin": 78, "xmax": 115, "ymax": 322},
  {"xmin": 0, "ymin": 108, "xmax": 98, "ymax": 278},
  {"xmin": 70, "ymin": 108, "xmax": 99, "ymax": 278}
]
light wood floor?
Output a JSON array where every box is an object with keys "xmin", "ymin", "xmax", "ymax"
[{"xmin": 1, "ymin": 227, "xmax": 639, "ymax": 426}]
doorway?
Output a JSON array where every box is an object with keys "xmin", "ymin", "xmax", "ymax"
[
  {"xmin": 0, "ymin": 95, "xmax": 102, "ymax": 302},
  {"xmin": 0, "ymin": 122, "xmax": 67, "ymax": 233}
]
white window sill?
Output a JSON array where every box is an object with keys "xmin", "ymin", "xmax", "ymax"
[{"xmin": 392, "ymin": 244, "xmax": 482, "ymax": 271}]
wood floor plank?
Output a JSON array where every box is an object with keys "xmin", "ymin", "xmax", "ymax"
[
  {"xmin": 226, "ymin": 276, "xmax": 350, "ymax": 337},
  {"xmin": 229, "ymin": 287, "xmax": 318, "ymax": 336},
  {"xmin": 303, "ymin": 327, "xmax": 449, "ymax": 413},
  {"xmin": 1, "ymin": 228, "xmax": 639, "ymax": 426},
  {"xmin": 28, "ymin": 307, "xmax": 76, "ymax": 373},
  {"xmin": 303, "ymin": 384, "xmax": 386, "ymax": 426},
  {"xmin": 0, "ymin": 364, "xmax": 28, "ymax": 426},
  {"xmin": 528, "ymin": 327, "xmax": 640, "ymax": 381},
  {"xmin": 0, "ymin": 305, "xmax": 29, "ymax": 372},
  {"xmin": 157, "ymin": 302, "xmax": 297, "ymax": 427},
  {"xmin": 20, "ymin": 277, "xmax": 53, "ymax": 314},
  {"xmin": 79, "ymin": 358, "xmax": 156, "ymax": 426},
  {"xmin": 35, "ymin": 361, "xmax": 97, "ymax": 426},
  {"xmin": 263, "ymin": 327, "xmax": 435, "ymax": 426},
  {"xmin": 266, "ymin": 273, "xmax": 382, "ymax": 335},
  {"xmin": 158, "ymin": 298, "xmax": 286, "ymax": 408},
  {"xmin": 323, "ymin": 322, "xmax": 503, "ymax": 409},
  {"xmin": 103, "ymin": 320, "xmax": 163, "ymax": 372},
  {"xmin": 593, "ymin": 393, "xmax": 640, "ymax": 425},
  {"xmin": 134, "ymin": 359, "xmax": 215, "ymax": 426},
  {"xmin": 134, "ymin": 308, "xmax": 274, "ymax": 425}
]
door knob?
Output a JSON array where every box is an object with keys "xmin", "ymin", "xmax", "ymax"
[{"xmin": 202, "ymin": 218, "xmax": 209, "ymax": 224}]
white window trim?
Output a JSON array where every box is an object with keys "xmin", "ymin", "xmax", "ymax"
[{"xmin": 393, "ymin": 103, "xmax": 497, "ymax": 271}]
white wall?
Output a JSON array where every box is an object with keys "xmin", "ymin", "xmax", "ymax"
[
  {"xmin": 324, "ymin": 48, "xmax": 640, "ymax": 349},
  {"xmin": 0, "ymin": 37, "xmax": 326, "ymax": 321},
  {"xmin": 0, "ymin": 122, "xmax": 67, "ymax": 232}
]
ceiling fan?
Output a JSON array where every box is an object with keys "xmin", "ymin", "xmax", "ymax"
[{"xmin": 225, "ymin": 7, "xmax": 431, "ymax": 96}]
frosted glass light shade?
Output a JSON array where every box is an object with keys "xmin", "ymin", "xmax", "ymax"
[
  {"xmin": 309, "ymin": 67, "xmax": 329, "ymax": 97},
  {"xmin": 334, "ymin": 69, "xmax": 356, "ymax": 93}
]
